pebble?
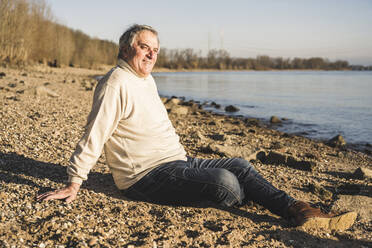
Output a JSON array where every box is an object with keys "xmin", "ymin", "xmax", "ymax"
[{"xmin": 88, "ymin": 237, "xmax": 97, "ymax": 246}]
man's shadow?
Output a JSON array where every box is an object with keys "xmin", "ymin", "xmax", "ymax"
[
  {"xmin": 0, "ymin": 151, "xmax": 287, "ymax": 227},
  {"xmin": 0, "ymin": 152, "xmax": 119, "ymax": 198}
]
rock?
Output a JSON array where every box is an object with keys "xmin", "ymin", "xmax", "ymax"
[
  {"xmin": 160, "ymin": 97, "xmax": 167, "ymax": 104},
  {"xmin": 4, "ymin": 92, "xmax": 18, "ymax": 101},
  {"xmin": 326, "ymin": 134, "xmax": 346, "ymax": 147},
  {"xmin": 254, "ymin": 235, "xmax": 265, "ymax": 241},
  {"xmin": 353, "ymin": 167, "xmax": 372, "ymax": 180},
  {"xmin": 270, "ymin": 116, "xmax": 282, "ymax": 124},
  {"xmin": 0, "ymin": 72, "xmax": 5, "ymax": 78},
  {"xmin": 88, "ymin": 237, "xmax": 98, "ymax": 246},
  {"xmin": 167, "ymin": 98, "xmax": 181, "ymax": 105},
  {"xmin": 203, "ymin": 144, "xmax": 259, "ymax": 161},
  {"xmin": 211, "ymin": 101, "xmax": 221, "ymax": 109},
  {"xmin": 245, "ymin": 118, "xmax": 260, "ymax": 126},
  {"xmin": 33, "ymin": 86, "xmax": 59, "ymax": 97},
  {"xmin": 332, "ymin": 195, "xmax": 371, "ymax": 222},
  {"xmin": 169, "ymin": 106, "xmax": 189, "ymax": 115},
  {"xmin": 225, "ymin": 105, "xmax": 239, "ymax": 112},
  {"xmin": 308, "ymin": 182, "xmax": 333, "ymax": 201},
  {"xmin": 8, "ymin": 83, "xmax": 17, "ymax": 88}
]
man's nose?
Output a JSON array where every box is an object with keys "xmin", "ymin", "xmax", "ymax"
[{"xmin": 146, "ymin": 50, "xmax": 154, "ymax": 59}]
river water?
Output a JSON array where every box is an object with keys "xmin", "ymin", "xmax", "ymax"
[{"xmin": 153, "ymin": 71, "xmax": 372, "ymax": 146}]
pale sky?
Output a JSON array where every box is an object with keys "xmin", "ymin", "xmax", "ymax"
[{"xmin": 47, "ymin": 0, "xmax": 372, "ymax": 65}]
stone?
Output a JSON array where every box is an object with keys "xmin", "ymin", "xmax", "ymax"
[
  {"xmin": 326, "ymin": 134, "xmax": 346, "ymax": 147},
  {"xmin": 0, "ymin": 72, "xmax": 5, "ymax": 78},
  {"xmin": 167, "ymin": 98, "xmax": 181, "ymax": 105},
  {"xmin": 332, "ymin": 195, "xmax": 371, "ymax": 222},
  {"xmin": 205, "ymin": 144, "xmax": 259, "ymax": 161},
  {"xmin": 34, "ymin": 86, "xmax": 59, "ymax": 97},
  {"xmin": 225, "ymin": 105, "xmax": 239, "ymax": 112},
  {"xmin": 170, "ymin": 106, "xmax": 189, "ymax": 115},
  {"xmin": 88, "ymin": 237, "xmax": 97, "ymax": 246},
  {"xmin": 270, "ymin": 116, "xmax": 282, "ymax": 124},
  {"xmin": 255, "ymin": 235, "xmax": 265, "ymax": 241},
  {"xmin": 353, "ymin": 167, "xmax": 372, "ymax": 180}
]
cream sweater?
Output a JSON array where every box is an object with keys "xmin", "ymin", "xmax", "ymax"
[{"xmin": 67, "ymin": 59, "xmax": 187, "ymax": 189}]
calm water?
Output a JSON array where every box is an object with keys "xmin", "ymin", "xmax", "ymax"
[{"xmin": 153, "ymin": 71, "xmax": 372, "ymax": 146}]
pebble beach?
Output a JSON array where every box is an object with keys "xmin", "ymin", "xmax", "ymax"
[{"xmin": 0, "ymin": 65, "xmax": 371, "ymax": 248}]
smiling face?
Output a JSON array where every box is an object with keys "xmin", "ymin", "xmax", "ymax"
[{"xmin": 123, "ymin": 30, "xmax": 159, "ymax": 78}]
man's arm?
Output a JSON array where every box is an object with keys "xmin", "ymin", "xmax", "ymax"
[
  {"xmin": 37, "ymin": 182, "xmax": 80, "ymax": 203},
  {"xmin": 37, "ymin": 75, "xmax": 125, "ymax": 203}
]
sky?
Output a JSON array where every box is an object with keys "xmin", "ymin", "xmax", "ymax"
[{"xmin": 46, "ymin": 0, "xmax": 372, "ymax": 65}]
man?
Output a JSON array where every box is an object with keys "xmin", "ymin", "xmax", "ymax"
[{"xmin": 38, "ymin": 24, "xmax": 356, "ymax": 231}]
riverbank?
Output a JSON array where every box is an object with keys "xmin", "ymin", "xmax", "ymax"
[{"xmin": 0, "ymin": 66, "xmax": 371, "ymax": 247}]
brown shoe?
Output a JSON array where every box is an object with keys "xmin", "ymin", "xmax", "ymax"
[{"xmin": 287, "ymin": 201, "xmax": 357, "ymax": 231}]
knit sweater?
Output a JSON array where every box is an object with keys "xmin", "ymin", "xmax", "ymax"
[{"xmin": 67, "ymin": 59, "xmax": 187, "ymax": 189}]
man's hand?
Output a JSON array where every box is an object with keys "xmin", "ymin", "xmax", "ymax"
[{"xmin": 37, "ymin": 182, "xmax": 80, "ymax": 203}]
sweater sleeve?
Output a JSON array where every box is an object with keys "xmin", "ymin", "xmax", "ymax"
[{"xmin": 67, "ymin": 83, "xmax": 125, "ymax": 185}]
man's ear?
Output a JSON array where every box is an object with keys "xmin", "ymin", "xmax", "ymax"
[{"xmin": 121, "ymin": 46, "xmax": 133, "ymax": 60}]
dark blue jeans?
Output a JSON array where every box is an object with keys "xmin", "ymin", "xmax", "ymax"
[{"xmin": 123, "ymin": 157, "xmax": 296, "ymax": 218}]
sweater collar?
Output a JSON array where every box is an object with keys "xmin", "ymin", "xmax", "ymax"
[{"xmin": 117, "ymin": 58, "xmax": 150, "ymax": 79}]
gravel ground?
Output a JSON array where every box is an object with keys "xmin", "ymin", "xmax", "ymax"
[{"xmin": 0, "ymin": 65, "xmax": 371, "ymax": 248}]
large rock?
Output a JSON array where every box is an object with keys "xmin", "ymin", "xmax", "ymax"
[
  {"xmin": 203, "ymin": 144, "xmax": 263, "ymax": 162},
  {"xmin": 33, "ymin": 86, "xmax": 59, "ymax": 98},
  {"xmin": 225, "ymin": 105, "xmax": 239, "ymax": 112},
  {"xmin": 166, "ymin": 98, "xmax": 181, "ymax": 106},
  {"xmin": 270, "ymin": 116, "xmax": 282, "ymax": 124},
  {"xmin": 326, "ymin": 134, "xmax": 346, "ymax": 147},
  {"xmin": 169, "ymin": 105, "xmax": 189, "ymax": 115}
]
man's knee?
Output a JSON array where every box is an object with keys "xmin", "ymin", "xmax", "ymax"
[
  {"xmin": 210, "ymin": 169, "xmax": 243, "ymax": 206},
  {"xmin": 233, "ymin": 157, "xmax": 254, "ymax": 169}
]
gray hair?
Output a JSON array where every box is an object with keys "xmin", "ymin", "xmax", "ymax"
[{"xmin": 118, "ymin": 24, "xmax": 159, "ymax": 59}]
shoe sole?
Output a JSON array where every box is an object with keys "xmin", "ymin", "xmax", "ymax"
[{"xmin": 301, "ymin": 211, "xmax": 357, "ymax": 231}]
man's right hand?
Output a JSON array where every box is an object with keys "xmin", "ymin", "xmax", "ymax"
[{"xmin": 37, "ymin": 182, "xmax": 80, "ymax": 203}]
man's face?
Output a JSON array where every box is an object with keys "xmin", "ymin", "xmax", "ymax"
[{"xmin": 124, "ymin": 30, "xmax": 159, "ymax": 78}]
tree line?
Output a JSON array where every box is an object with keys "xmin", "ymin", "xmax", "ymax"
[
  {"xmin": 0, "ymin": 0, "xmax": 117, "ymax": 68},
  {"xmin": 156, "ymin": 48, "xmax": 371, "ymax": 71},
  {"xmin": 1, "ymin": 0, "xmax": 371, "ymax": 70}
]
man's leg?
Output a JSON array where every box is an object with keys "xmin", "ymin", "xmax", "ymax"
[
  {"xmin": 188, "ymin": 157, "xmax": 296, "ymax": 218},
  {"xmin": 122, "ymin": 159, "xmax": 243, "ymax": 207}
]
